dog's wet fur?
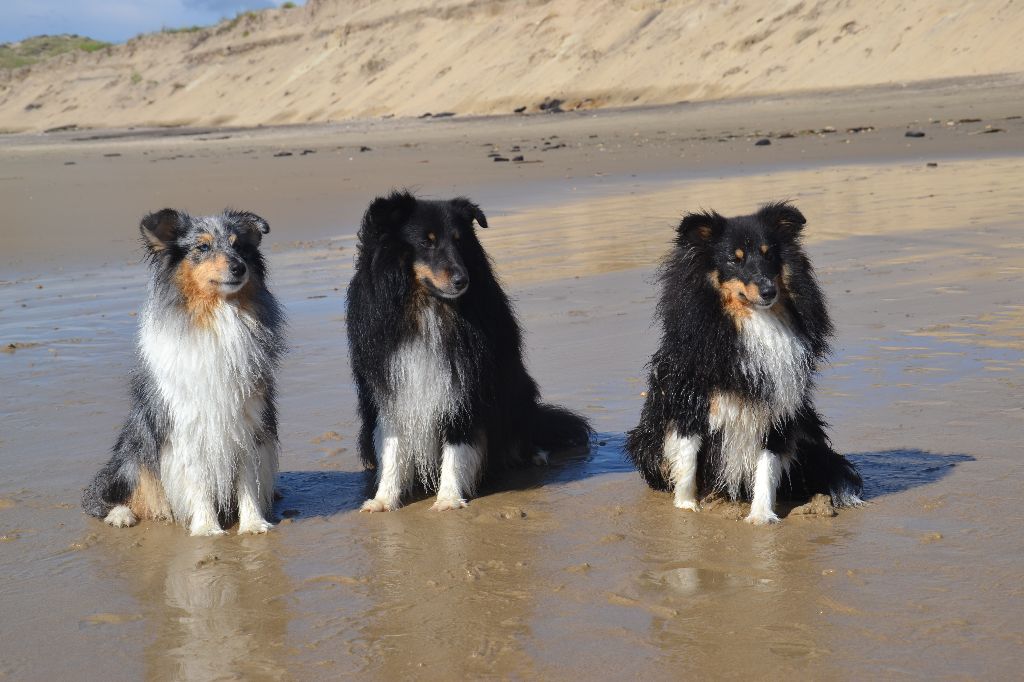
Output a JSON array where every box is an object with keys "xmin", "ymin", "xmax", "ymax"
[
  {"xmin": 81, "ymin": 209, "xmax": 285, "ymax": 535},
  {"xmin": 347, "ymin": 191, "xmax": 591, "ymax": 512},
  {"xmin": 626, "ymin": 202, "xmax": 863, "ymax": 524}
]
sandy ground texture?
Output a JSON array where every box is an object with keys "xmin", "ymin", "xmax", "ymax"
[
  {"xmin": 1, "ymin": 82, "xmax": 1024, "ymax": 678},
  {"xmin": 2, "ymin": 0, "xmax": 1024, "ymax": 132}
]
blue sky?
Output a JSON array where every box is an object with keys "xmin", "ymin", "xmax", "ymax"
[{"xmin": 0, "ymin": 0, "xmax": 304, "ymax": 44}]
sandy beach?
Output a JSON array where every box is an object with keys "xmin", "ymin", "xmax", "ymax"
[{"xmin": 2, "ymin": 78, "xmax": 1024, "ymax": 678}]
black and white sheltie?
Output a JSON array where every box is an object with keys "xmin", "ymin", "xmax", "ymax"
[
  {"xmin": 82, "ymin": 209, "xmax": 285, "ymax": 535},
  {"xmin": 626, "ymin": 202, "xmax": 863, "ymax": 524},
  {"xmin": 347, "ymin": 191, "xmax": 591, "ymax": 512}
]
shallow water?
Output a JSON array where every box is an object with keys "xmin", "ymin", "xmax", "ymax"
[{"xmin": 2, "ymin": 157, "xmax": 1023, "ymax": 678}]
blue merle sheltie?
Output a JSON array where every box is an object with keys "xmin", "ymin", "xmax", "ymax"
[
  {"xmin": 626, "ymin": 202, "xmax": 863, "ymax": 524},
  {"xmin": 82, "ymin": 208, "xmax": 285, "ymax": 536},
  {"xmin": 347, "ymin": 191, "xmax": 591, "ymax": 512}
]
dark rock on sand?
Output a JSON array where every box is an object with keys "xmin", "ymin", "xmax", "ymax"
[
  {"xmin": 539, "ymin": 98, "xmax": 564, "ymax": 113},
  {"xmin": 755, "ymin": 138, "xmax": 771, "ymax": 146},
  {"xmin": 273, "ymin": 151, "xmax": 293, "ymax": 157},
  {"xmin": 905, "ymin": 130, "xmax": 926, "ymax": 138},
  {"xmin": 493, "ymin": 156, "xmax": 509, "ymax": 162}
]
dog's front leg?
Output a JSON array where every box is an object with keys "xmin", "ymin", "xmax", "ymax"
[
  {"xmin": 237, "ymin": 440, "xmax": 276, "ymax": 534},
  {"xmin": 745, "ymin": 449, "xmax": 782, "ymax": 525},
  {"xmin": 432, "ymin": 440, "xmax": 483, "ymax": 511},
  {"xmin": 665, "ymin": 430, "xmax": 702, "ymax": 511},
  {"xmin": 361, "ymin": 422, "xmax": 408, "ymax": 512},
  {"xmin": 188, "ymin": 495, "xmax": 226, "ymax": 536}
]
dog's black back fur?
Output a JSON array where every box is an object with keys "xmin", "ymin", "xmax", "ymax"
[{"xmin": 347, "ymin": 191, "xmax": 590, "ymax": 483}]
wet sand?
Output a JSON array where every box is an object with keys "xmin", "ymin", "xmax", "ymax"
[{"xmin": 2, "ymin": 83, "xmax": 1024, "ymax": 679}]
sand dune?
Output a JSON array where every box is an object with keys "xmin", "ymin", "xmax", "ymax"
[{"xmin": 1, "ymin": 0, "xmax": 1022, "ymax": 132}]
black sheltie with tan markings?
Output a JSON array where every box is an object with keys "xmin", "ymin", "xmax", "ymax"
[
  {"xmin": 81, "ymin": 209, "xmax": 285, "ymax": 536},
  {"xmin": 347, "ymin": 191, "xmax": 591, "ymax": 512},
  {"xmin": 626, "ymin": 202, "xmax": 862, "ymax": 524}
]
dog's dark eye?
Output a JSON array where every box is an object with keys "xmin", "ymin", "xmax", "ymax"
[{"xmin": 197, "ymin": 243, "xmax": 211, "ymax": 253}]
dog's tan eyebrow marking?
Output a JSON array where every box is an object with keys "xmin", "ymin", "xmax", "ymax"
[
  {"xmin": 228, "ymin": 233, "xmax": 237, "ymax": 245},
  {"xmin": 197, "ymin": 233, "xmax": 214, "ymax": 246},
  {"xmin": 735, "ymin": 248, "xmax": 745, "ymax": 260},
  {"xmin": 427, "ymin": 232, "xmax": 436, "ymax": 242},
  {"xmin": 760, "ymin": 243, "xmax": 769, "ymax": 254}
]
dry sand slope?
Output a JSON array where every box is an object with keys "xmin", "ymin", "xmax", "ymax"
[{"xmin": 1, "ymin": 0, "xmax": 1023, "ymax": 132}]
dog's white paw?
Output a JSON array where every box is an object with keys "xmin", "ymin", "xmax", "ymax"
[
  {"xmin": 238, "ymin": 519, "xmax": 274, "ymax": 534},
  {"xmin": 744, "ymin": 509, "xmax": 781, "ymax": 525},
  {"xmin": 360, "ymin": 498, "xmax": 392, "ymax": 513},
  {"xmin": 431, "ymin": 497, "xmax": 468, "ymax": 511},
  {"xmin": 674, "ymin": 498, "xmax": 701, "ymax": 512},
  {"xmin": 189, "ymin": 524, "xmax": 227, "ymax": 537},
  {"xmin": 104, "ymin": 505, "xmax": 138, "ymax": 528}
]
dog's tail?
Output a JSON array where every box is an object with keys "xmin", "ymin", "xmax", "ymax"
[
  {"xmin": 624, "ymin": 420, "xmax": 671, "ymax": 492},
  {"xmin": 796, "ymin": 440, "xmax": 865, "ymax": 508},
  {"xmin": 81, "ymin": 459, "xmax": 132, "ymax": 518},
  {"xmin": 533, "ymin": 402, "xmax": 592, "ymax": 454}
]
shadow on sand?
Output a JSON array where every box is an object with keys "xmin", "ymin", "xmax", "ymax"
[
  {"xmin": 272, "ymin": 442, "xmax": 973, "ymax": 518},
  {"xmin": 846, "ymin": 448, "xmax": 975, "ymax": 499},
  {"xmin": 274, "ymin": 469, "xmax": 374, "ymax": 519}
]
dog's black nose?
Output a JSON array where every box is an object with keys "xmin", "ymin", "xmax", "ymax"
[
  {"xmin": 450, "ymin": 271, "xmax": 468, "ymax": 291},
  {"xmin": 230, "ymin": 261, "xmax": 247, "ymax": 278},
  {"xmin": 759, "ymin": 282, "xmax": 778, "ymax": 302}
]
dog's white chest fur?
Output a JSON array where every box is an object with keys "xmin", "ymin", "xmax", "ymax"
[
  {"xmin": 140, "ymin": 301, "xmax": 269, "ymax": 515},
  {"xmin": 710, "ymin": 308, "xmax": 810, "ymax": 498},
  {"xmin": 382, "ymin": 305, "xmax": 461, "ymax": 489}
]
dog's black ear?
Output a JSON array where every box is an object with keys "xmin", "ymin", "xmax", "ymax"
[
  {"xmin": 225, "ymin": 209, "xmax": 270, "ymax": 243},
  {"xmin": 451, "ymin": 197, "xmax": 488, "ymax": 228},
  {"xmin": 364, "ymin": 190, "xmax": 417, "ymax": 237},
  {"xmin": 759, "ymin": 201, "xmax": 806, "ymax": 235},
  {"xmin": 140, "ymin": 209, "xmax": 185, "ymax": 252},
  {"xmin": 678, "ymin": 210, "xmax": 723, "ymax": 246}
]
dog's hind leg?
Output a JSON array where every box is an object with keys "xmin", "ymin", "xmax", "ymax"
[
  {"xmin": 432, "ymin": 439, "xmax": 484, "ymax": 511},
  {"xmin": 746, "ymin": 449, "xmax": 782, "ymax": 525},
  {"xmin": 104, "ymin": 505, "xmax": 138, "ymax": 528},
  {"xmin": 361, "ymin": 422, "xmax": 409, "ymax": 512},
  {"xmin": 665, "ymin": 431, "xmax": 702, "ymax": 511}
]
